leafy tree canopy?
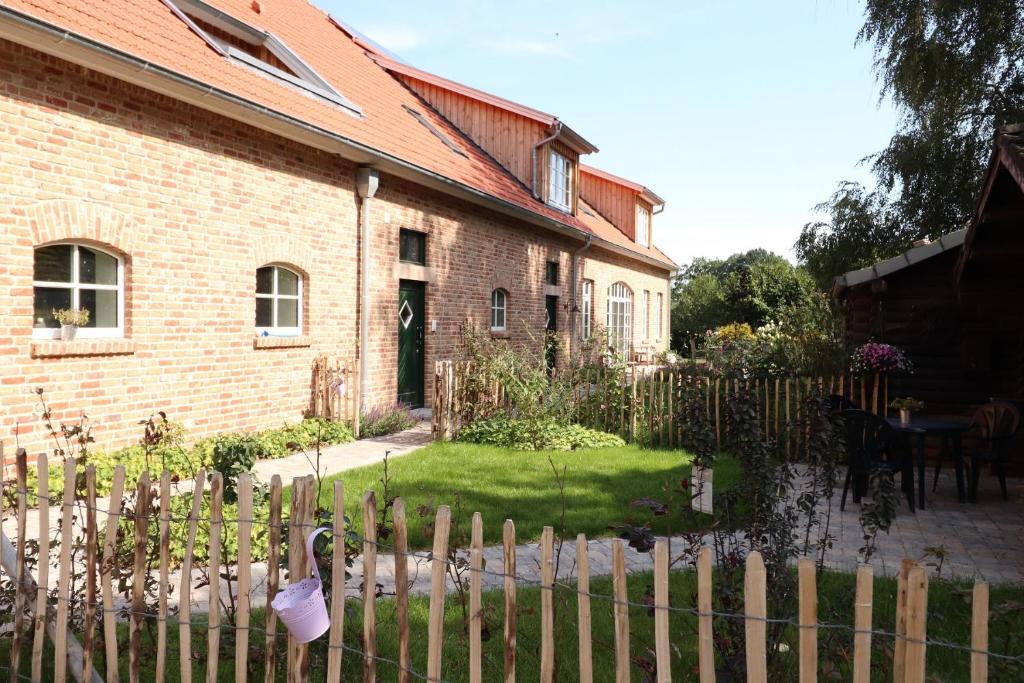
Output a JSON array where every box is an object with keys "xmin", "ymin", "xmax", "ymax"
[
  {"xmin": 797, "ymin": 1, "xmax": 1024, "ymax": 287},
  {"xmin": 670, "ymin": 250, "xmax": 818, "ymax": 350}
]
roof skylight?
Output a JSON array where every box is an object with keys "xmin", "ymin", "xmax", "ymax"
[
  {"xmin": 163, "ymin": 0, "xmax": 362, "ymax": 116},
  {"xmin": 402, "ymin": 105, "xmax": 467, "ymax": 157}
]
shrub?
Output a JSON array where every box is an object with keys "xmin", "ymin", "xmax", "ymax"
[
  {"xmin": 360, "ymin": 404, "xmax": 417, "ymax": 438},
  {"xmin": 458, "ymin": 415, "xmax": 625, "ymax": 451}
]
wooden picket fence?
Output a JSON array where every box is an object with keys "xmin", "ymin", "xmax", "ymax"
[
  {"xmin": 432, "ymin": 360, "xmax": 891, "ymax": 449},
  {"xmin": 0, "ymin": 446, "xmax": 1004, "ymax": 682},
  {"xmin": 310, "ymin": 355, "xmax": 360, "ymax": 438}
]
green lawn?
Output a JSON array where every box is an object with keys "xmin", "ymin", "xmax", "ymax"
[
  {"xmin": 6, "ymin": 568, "xmax": 1021, "ymax": 682},
  {"xmin": 283, "ymin": 441, "xmax": 740, "ymax": 549}
]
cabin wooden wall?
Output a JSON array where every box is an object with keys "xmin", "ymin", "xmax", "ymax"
[
  {"xmin": 579, "ymin": 170, "xmax": 639, "ymax": 240},
  {"xmin": 397, "ymin": 75, "xmax": 548, "ymax": 188}
]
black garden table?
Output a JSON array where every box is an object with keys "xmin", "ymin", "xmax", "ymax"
[{"xmin": 886, "ymin": 416, "xmax": 971, "ymax": 509}]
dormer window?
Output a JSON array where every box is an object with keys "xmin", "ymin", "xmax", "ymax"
[
  {"xmin": 166, "ymin": 0, "xmax": 361, "ymax": 116},
  {"xmin": 637, "ymin": 205, "xmax": 651, "ymax": 247},
  {"xmin": 548, "ymin": 149, "xmax": 574, "ymax": 212}
]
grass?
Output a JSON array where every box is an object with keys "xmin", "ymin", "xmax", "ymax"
[
  {"xmin": 283, "ymin": 441, "xmax": 741, "ymax": 549},
  {"xmin": 5, "ymin": 568, "xmax": 1021, "ymax": 682}
]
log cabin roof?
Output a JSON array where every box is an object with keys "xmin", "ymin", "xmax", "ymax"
[{"xmin": 831, "ymin": 228, "xmax": 967, "ymax": 297}]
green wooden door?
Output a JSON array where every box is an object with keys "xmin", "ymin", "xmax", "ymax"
[{"xmin": 397, "ymin": 280, "xmax": 426, "ymax": 407}]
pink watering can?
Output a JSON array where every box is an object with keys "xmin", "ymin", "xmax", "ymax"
[{"xmin": 271, "ymin": 526, "xmax": 333, "ymax": 643}]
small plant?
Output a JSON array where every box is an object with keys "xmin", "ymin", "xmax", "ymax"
[
  {"xmin": 889, "ymin": 397, "xmax": 924, "ymax": 412},
  {"xmin": 458, "ymin": 414, "xmax": 625, "ymax": 451},
  {"xmin": 850, "ymin": 341, "xmax": 912, "ymax": 374},
  {"xmin": 360, "ymin": 403, "xmax": 416, "ymax": 438},
  {"xmin": 52, "ymin": 307, "xmax": 90, "ymax": 327}
]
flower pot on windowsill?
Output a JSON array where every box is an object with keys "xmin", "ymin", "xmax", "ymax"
[
  {"xmin": 60, "ymin": 324, "xmax": 78, "ymax": 342},
  {"xmin": 691, "ymin": 464, "xmax": 713, "ymax": 514}
]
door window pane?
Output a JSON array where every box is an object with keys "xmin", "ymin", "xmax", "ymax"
[
  {"xmin": 34, "ymin": 245, "xmax": 73, "ymax": 282},
  {"xmin": 33, "ymin": 288, "xmax": 72, "ymax": 328},
  {"xmin": 78, "ymin": 247, "xmax": 118, "ymax": 285}
]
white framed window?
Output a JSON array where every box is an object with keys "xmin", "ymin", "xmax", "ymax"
[
  {"xmin": 642, "ymin": 290, "xmax": 650, "ymax": 340},
  {"xmin": 656, "ymin": 292, "xmax": 664, "ymax": 340},
  {"xmin": 637, "ymin": 205, "xmax": 651, "ymax": 247},
  {"xmin": 581, "ymin": 279, "xmax": 593, "ymax": 340},
  {"xmin": 33, "ymin": 243, "xmax": 124, "ymax": 339},
  {"xmin": 256, "ymin": 265, "xmax": 302, "ymax": 336},
  {"xmin": 490, "ymin": 289, "xmax": 508, "ymax": 332},
  {"xmin": 606, "ymin": 282, "xmax": 632, "ymax": 356},
  {"xmin": 547, "ymin": 149, "xmax": 574, "ymax": 212}
]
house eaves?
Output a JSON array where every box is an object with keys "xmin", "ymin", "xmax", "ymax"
[{"xmin": 831, "ymin": 228, "xmax": 967, "ymax": 297}]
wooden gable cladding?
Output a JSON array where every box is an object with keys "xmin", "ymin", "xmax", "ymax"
[
  {"xmin": 397, "ymin": 75, "xmax": 549, "ymax": 187},
  {"xmin": 580, "ymin": 170, "xmax": 640, "ymax": 240}
]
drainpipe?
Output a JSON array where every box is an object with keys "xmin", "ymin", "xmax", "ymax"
[
  {"xmin": 356, "ymin": 166, "xmax": 379, "ymax": 413},
  {"xmin": 570, "ymin": 234, "xmax": 593, "ymax": 357},
  {"xmin": 531, "ymin": 122, "xmax": 563, "ymax": 199}
]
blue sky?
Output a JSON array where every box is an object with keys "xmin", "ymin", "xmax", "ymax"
[{"xmin": 321, "ymin": 0, "xmax": 900, "ymax": 266}]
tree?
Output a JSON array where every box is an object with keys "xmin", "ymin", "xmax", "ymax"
[
  {"xmin": 797, "ymin": 1, "xmax": 1024, "ymax": 284},
  {"xmin": 671, "ymin": 250, "xmax": 818, "ymax": 351}
]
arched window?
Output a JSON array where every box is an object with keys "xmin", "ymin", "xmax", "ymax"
[
  {"xmin": 490, "ymin": 289, "xmax": 507, "ymax": 332},
  {"xmin": 606, "ymin": 282, "xmax": 632, "ymax": 356},
  {"xmin": 33, "ymin": 243, "xmax": 124, "ymax": 338},
  {"xmin": 256, "ymin": 265, "xmax": 302, "ymax": 335}
]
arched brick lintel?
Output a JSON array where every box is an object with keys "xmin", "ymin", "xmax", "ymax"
[{"xmin": 30, "ymin": 200, "xmax": 136, "ymax": 256}]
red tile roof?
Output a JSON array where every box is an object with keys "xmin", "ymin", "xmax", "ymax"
[{"xmin": 0, "ymin": 0, "xmax": 673, "ymax": 269}]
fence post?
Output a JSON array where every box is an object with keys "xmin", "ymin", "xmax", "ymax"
[
  {"xmin": 31, "ymin": 454, "xmax": 50, "ymax": 683},
  {"xmin": 129, "ymin": 472, "xmax": 151, "ymax": 683},
  {"xmin": 697, "ymin": 547, "xmax": 714, "ymax": 683},
  {"xmin": 327, "ymin": 482, "xmax": 347, "ymax": 683},
  {"xmin": 362, "ymin": 490, "xmax": 378, "ymax": 683},
  {"xmin": 101, "ymin": 466, "xmax": 126, "ymax": 683},
  {"xmin": 264, "ymin": 476, "xmax": 283, "ymax": 683},
  {"xmin": 654, "ymin": 539, "xmax": 671, "ymax": 683},
  {"xmin": 576, "ymin": 534, "xmax": 592, "ymax": 683},
  {"xmin": 971, "ymin": 581, "xmax": 989, "ymax": 682},
  {"xmin": 852, "ymin": 564, "xmax": 873, "ymax": 683},
  {"xmin": 206, "ymin": 472, "xmax": 223, "ymax": 683},
  {"xmin": 903, "ymin": 565, "xmax": 929, "ymax": 683},
  {"xmin": 83, "ymin": 466, "xmax": 99, "ymax": 682},
  {"xmin": 235, "ymin": 474, "xmax": 253, "ymax": 683},
  {"xmin": 427, "ymin": 506, "xmax": 451, "ymax": 682},
  {"xmin": 9, "ymin": 449, "xmax": 29, "ymax": 683},
  {"xmin": 893, "ymin": 559, "xmax": 913, "ymax": 682},
  {"xmin": 154, "ymin": 472, "xmax": 171, "ymax": 683},
  {"xmin": 797, "ymin": 558, "xmax": 816, "ymax": 683},
  {"xmin": 540, "ymin": 526, "xmax": 555, "ymax": 683},
  {"xmin": 55, "ymin": 458, "xmax": 77, "ymax": 683},
  {"xmin": 612, "ymin": 539, "xmax": 630, "ymax": 683},
  {"xmin": 177, "ymin": 470, "xmax": 206, "ymax": 683},
  {"xmin": 503, "ymin": 520, "xmax": 517, "ymax": 683},
  {"xmin": 393, "ymin": 498, "xmax": 410, "ymax": 683},
  {"xmin": 744, "ymin": 551, "xmax": 767, "ymax": 683},
  {"xmin": 470, "ymin": 513, "xmax": 484, "ymax": 683}
]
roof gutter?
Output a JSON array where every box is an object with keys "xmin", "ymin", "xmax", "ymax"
[{"xmin": 0, "ymin": 6, "xmax": 672, "ymax": 272}]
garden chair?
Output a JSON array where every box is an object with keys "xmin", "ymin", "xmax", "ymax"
[
  {"xmin": 962, "ymin": 401, "xmax": 1020, "ymax": 501},
  {"xmin": 825, "ymin": 394, "xmax": 859, "ymax": 414},
  {"xmin": 840, "ymin": 409, "xmax": 914, "ymax": 513}
]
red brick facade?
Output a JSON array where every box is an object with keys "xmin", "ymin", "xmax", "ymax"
[{"xmin": 0, "ymin": 39, "xmax": 671, "ymax": 453}]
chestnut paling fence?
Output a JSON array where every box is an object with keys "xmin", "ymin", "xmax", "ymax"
[
  {"xmin": 310, "ymin": 355, "xmax": 361, "ymax": 438},
  {"xmin": 432, "ymin": 359, "xmax": 891, "ymax": 449},
  {"xmin": 0, "ymin": 447, "xmax": 1015, "ymax": 683}
]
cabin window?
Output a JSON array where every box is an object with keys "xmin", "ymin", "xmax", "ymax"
[
  {"xmin": 548, "ymin": 149, "xmax": 574, "ymax": 212},
  {"xmin": 581, "ymin": 279, "xmax": 593, "ymax": 340},
  {"xmin": 33, "ymin": 243, "xmax": 124, "ymax": 339},
  {"xmin": 399, "ymin": 229, "xmax": 426, "ymax": 265},
  {"xmin": 606, "ymin": 282, "xmax": 632, "ymax": 356},
  {"xmin": 642, "ymin": 290, "xmax": 650, "ymax": 340},
  {"xmin": 656, "ymin": 292, "xmax": 664, "ymax": 340},
  {"xmin": 490, "ymin": 289, "xmax": 508, "ymax": 332},
  {"xmin": 256, "ymin": 265, "xmax": 302, "ymax": 336},
  {"xmin": 169, "ymin": 0, "xmax": 361, "ymax": 115},
  {"xmin": 637, "ymin": 205, "xmax": 651, "ymax": 247}
]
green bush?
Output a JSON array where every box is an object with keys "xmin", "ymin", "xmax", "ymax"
[
  {"xmin": 458, "ymin": 415, "xmax": 625, "ymax": 451},
  {"xmin": 29, "ymin": 417, "xmax": 354, "ymax": 504},
  {"xmin": 360, "ymin": 404, "xmax": 417, "ymax": 438}
]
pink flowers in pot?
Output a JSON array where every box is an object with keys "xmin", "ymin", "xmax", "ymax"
[{"xmin": 850, "ymin": 342, "xmax": 912, "ymax": 374}]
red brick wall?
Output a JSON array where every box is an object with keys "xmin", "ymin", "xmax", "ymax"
[{"xmin": 0, "ymin": 39, "xmax": 672, "ymax": 454}]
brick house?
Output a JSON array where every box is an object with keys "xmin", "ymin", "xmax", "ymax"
[{"xmin": 0, "ymin": 0, "xmax": 676, "ymax": 452}]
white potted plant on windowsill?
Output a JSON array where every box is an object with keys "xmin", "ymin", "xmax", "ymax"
[{"xmin": 52, "ymin": 307, "xmax": 89, "ymax": 341}]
